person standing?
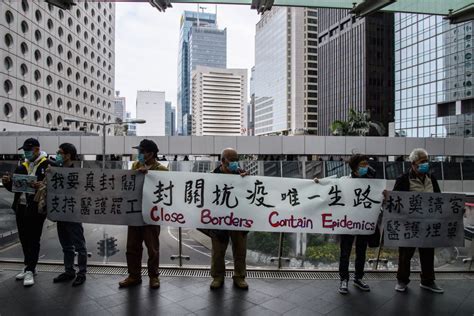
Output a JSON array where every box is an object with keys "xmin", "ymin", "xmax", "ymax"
[
  {"xmin": 52, "ymin": 143, "xmax": 88, "ymax": 287},
  {"xmin": 393, "ymin": 148, "xmax": 444, "ymax": 293},
  {"xmin": 1, "ymin": 138, "xmax": 50, "ymax": 287},
  {"xmin": 338, "ymin": 155, "xmax": 373, "ymax": 294},
  {"xmin": 209, "ymin": 148, "xmax": 249, "ymax": 290},
  {"xmin": 119, "ymin": 139, "xmax": 168, "ymax": 289}
]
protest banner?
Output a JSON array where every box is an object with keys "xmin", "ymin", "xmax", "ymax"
[
  {"xmin": 142, "ymin": 171, "xmax": 386, "ymax": 234},
  {"xmin": 382, "ymin": 191, "xmax": 465, "ymax": 247},
  {"xmin": 47, "ymin": 167, "xmax": 145, "ymax": 226},
  {"xmin": 12, "ymin": 174, "xmax": 37, "ymax": 194}
]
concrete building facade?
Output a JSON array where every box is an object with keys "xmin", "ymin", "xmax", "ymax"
[
  {"xmin": 136, "ymin": 90, "xmax": 165, "ymax": 136},
  {"xmin": 191, "ymin": 66, "xmax": 247, "ymax": 136},
  {"xmin": 254, "ymin": 7, "xmax": 318, "ymax": 136},
  {"xmin": 1, "ymin": 1, "xmax": 115, "ymax": 134}
]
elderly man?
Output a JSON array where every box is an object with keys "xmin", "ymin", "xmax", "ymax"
[
  {"xmin": 209, "ymin": 148, "xmax": 249, "ymax": 290},
  {"xmin": 393, "ymin": 148, "xmax": 443, "ymax": 294}
]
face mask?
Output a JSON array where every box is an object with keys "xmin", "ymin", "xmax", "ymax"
[
  {"xmin": 418, "ymin": 162, "xmax": 429, "ymax": 174},
  {"xmin": 24, "ymin": 151, "xmax": 34, "ymax": 161},
  {"xmin": 358, "ymin": 166, "xmax": 368, "ymax": 176},
  {"xmin": 228, "ymin": 161, "xmax": 240, "ymax": 172},
  {"xmin": 138, "ymin": 153, "xmax": 146, "ymax": 164},
  {"xmin": 55, "ymin": 154, "xmax": 64, "ymax": 166}
]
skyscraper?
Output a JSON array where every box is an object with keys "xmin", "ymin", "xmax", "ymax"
[
  {"xmin": 253, "ymin": 7, "xmax": 318, "ymax": 136},
  {"xmin": 317, "ymin": 9, "xmax": 394, "ymax": 136},
  {"xmin": 165, "ymin": 101, "xmax": 175, "ymax": 136},
  {"xmin": 191, "ymin": 66, "xmax": 247, "ymax": 136},
  {"xmin": 394, "ymin": 14, "xmax": 473, "ymax": 138},
  {"xmin": 125, "ymin": 112, "xmax": 136, "ymax": 136},
  {"xmin": 247, "ymin": 66, "xmax": 256, "ymax": 135},
  {"xmin": 114, "ymin": 91, "xmax": 126, "ymax": 122},
  {"xmin": 177, "ymin": 10, "xmax": 227, "ymax": 136},
  {"xmin": 1, "ymin": 1, "xmax": 116, "ymax": 134},
  {"xmin": 136, "ymin": 91, "xmax": 166, "ymax": 136}
]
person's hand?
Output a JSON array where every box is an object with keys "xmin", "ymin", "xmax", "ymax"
[
  {"xmin": 45, "ymin": 166, "xmax": 52, "ymax": 173},
  {"xmin": 2, "ymin": 173, "xmax": 11, "ymax": 185},
  {"xmin": 313, "ymin": 177, "xmax": 320, "ymax": 184},
  {"xmin": 31, "ymin": 181, "xmax": 42, "ymax": 189},
  {"xmin": 382, "ymin": 190, "xmax": 388, "ymax": 200},
  {"xmin": 239, "ymin": 171, "xmax": 249, "ymax": 177},
  {"xmin": 137, "ymin": 167, "xmax": 148, "ymax": 174}
]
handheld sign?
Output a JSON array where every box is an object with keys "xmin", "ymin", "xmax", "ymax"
[{"xmin": 12, "ymin": 174, "xmax": 37, "ymax": 194}]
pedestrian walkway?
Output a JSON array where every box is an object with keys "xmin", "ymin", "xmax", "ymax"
[{"xmin": 0, "ymin": 269, "xmax": 472, "ymax": 315}]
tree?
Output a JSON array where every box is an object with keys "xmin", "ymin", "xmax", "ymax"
[{"xmin": 330, "ymin": 108, "xmax": 386, "ymax": 136}]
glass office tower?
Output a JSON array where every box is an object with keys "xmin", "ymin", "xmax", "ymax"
[{"xmin": 395, "ymin": 14, "xmax": 474, "ymax": 137}]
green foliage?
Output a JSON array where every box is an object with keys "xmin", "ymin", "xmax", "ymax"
[
  {"xmin": 305, "ymin": 243, "xmax": 339, "ymax": 263},
  {"xmin": 247, "ymin": 232, "xmax": 291, "ymax": 256},
  {"xmin": 330, "ymin": 108, "xmax": 386, "ymax": 136}
]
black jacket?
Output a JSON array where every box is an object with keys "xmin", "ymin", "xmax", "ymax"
[
  {"xmin": 4, "ymin": 157, "xmax": 51, "ymax": 213},
  {"xmin": 393, "ymin": 170, "xmax": 441, "ymax": 193}
]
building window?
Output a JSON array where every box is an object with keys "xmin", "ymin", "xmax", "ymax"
[
  {"xmin": 21, "ymin": 21, "xmax": 29, "ymax": 33},
  {"xmin": 5, "ymin": 10, "xmax": 14, "ymax": 24},
  {"xmin": 4, "ymin": 57, "xmax": 13, "ymax": 71},
  {"xmin": 3, "ymin": 103, "xmax": 13, "ymax": 118},
  {"xmin": 20, "ymin": 107, "xmax": 28, "ymax": 120},
  {"xmin": 4, "ymin": 34, "xmax": 13, "ymax": 48},
  {"xmin": 3, "ymin": 80, "xmax": 13, "ymax": 94},
  {"xmin": 34, "ymin": 110, "xmax": 41, "ymax": 123},
  {"xmin": 46, "ymin": 113, "xmax": 52, "ymax": 125},
  {"xmin": 20, "ymin": 63, "xmax": 28, "ymax": 76},
  {"xmin": 20, "ymin": 85, "xmax": 28, "ymax": 98}
]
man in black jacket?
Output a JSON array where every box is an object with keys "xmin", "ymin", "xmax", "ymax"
[
  {"xmin": 393, "ymin": 148, "xmax": 443, "ymax": 294},
  {"xmin": 209, "ymin": 148, "xmax": 249, "ymax": 290},
  {"xmin": 1, "ymin": 138, "xmax": 50, "ymax": 287}
]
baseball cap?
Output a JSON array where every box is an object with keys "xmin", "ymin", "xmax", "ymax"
[
  {"xmin": 18, "ymin": 138, "xmax": 40, "ymax": 151},
  {"xmin": 132, "ymin": 139, "xmax": 159, "ymax": 154}
]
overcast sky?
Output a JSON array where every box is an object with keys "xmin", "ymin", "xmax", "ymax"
[{"xmin": 115, "ymin": 3, "xmax": 260, "ymax": 117}]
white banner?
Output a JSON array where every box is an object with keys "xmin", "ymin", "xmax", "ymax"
[
  {"xmin": 47, "ymin": 167, "xmax": 145, "ymax": 226},
  {"xmin": 142, "ymin": 171, "xmax": 386, "ymax": 234},
  {"xmin": 383, "ymin": 191, "xmax": 465, "ymax": 247}
]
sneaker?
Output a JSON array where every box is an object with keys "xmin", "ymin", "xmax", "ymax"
[
  {"xmin": 118, "ymin": 276, "xmax": 142, "ymax": 288},
  {"xmin": 395, "ymin": 281, "xmax": 407, "ymax": 292},
  {"xmin": 420, "ymin": 282, "xmax": 444, "ymax": 294},
  {"xmin": 210, "ymin": 277, "xmax": 224, "ymax": 290},
  {"xmin": 72, "ymin": 274, "xmax": 86, "ymax": 287},
  {"xmin": 53, "ymin": 272, "xmax": 76, "ymax": 283},
  {"xmin": 23, "ymin": 271, "xmax": 35, "ymax": 287},
  {"xmin": 149, "ymin": 277, "xmax": 160, "ymax": 289},
  {"xmin": 233, "ymin": 277, "xmax": 249, "ymax": 290},
  {"xmin": 353, "ymin": 279, "xmax": 370, "ymax": 291},
  {"xmin": 16, "ymin": 268, "xmax": 36, "ymax": 280},
  {"xmin": 338, "ymin": 280, "xmax": 349, "ymax": 294}
]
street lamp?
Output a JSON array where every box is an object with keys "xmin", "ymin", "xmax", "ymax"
[{"xmin": 64, "ymin": 117, "xmax": 146, "ymax": 169}]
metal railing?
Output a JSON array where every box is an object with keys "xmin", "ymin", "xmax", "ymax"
[{"xmin": 0, "ymin": 160, "xmax": 473, "ymax": 272}]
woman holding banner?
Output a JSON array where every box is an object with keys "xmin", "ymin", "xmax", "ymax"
[
  {"xmin": 338, "ymin": 154, "xmax": 374, "ymax": 294},
  {"xmin": 52, "ymin": 143, "xmax": 88, "ymax": 287},
  {"xmin": 315, "ymin": 154, "xmax": 375, "ymax": 294}
]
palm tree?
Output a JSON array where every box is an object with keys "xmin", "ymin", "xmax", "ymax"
[{"xmin": 330, "ymin": 108, "xmax": 386, "ymax": 136}]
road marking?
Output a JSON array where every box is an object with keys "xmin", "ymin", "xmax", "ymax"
[
  {"xmin": 167, "ymin": 226, "xmax": 212, "ymax": 258},
  {"xmin": 167, "ymin": 227, "xmax": 230, "ymax": 265}
]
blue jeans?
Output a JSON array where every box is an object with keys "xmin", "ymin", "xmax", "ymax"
[{"xmin": 57, "ymin": 222, "xmax": 87, "ymax": 276}]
